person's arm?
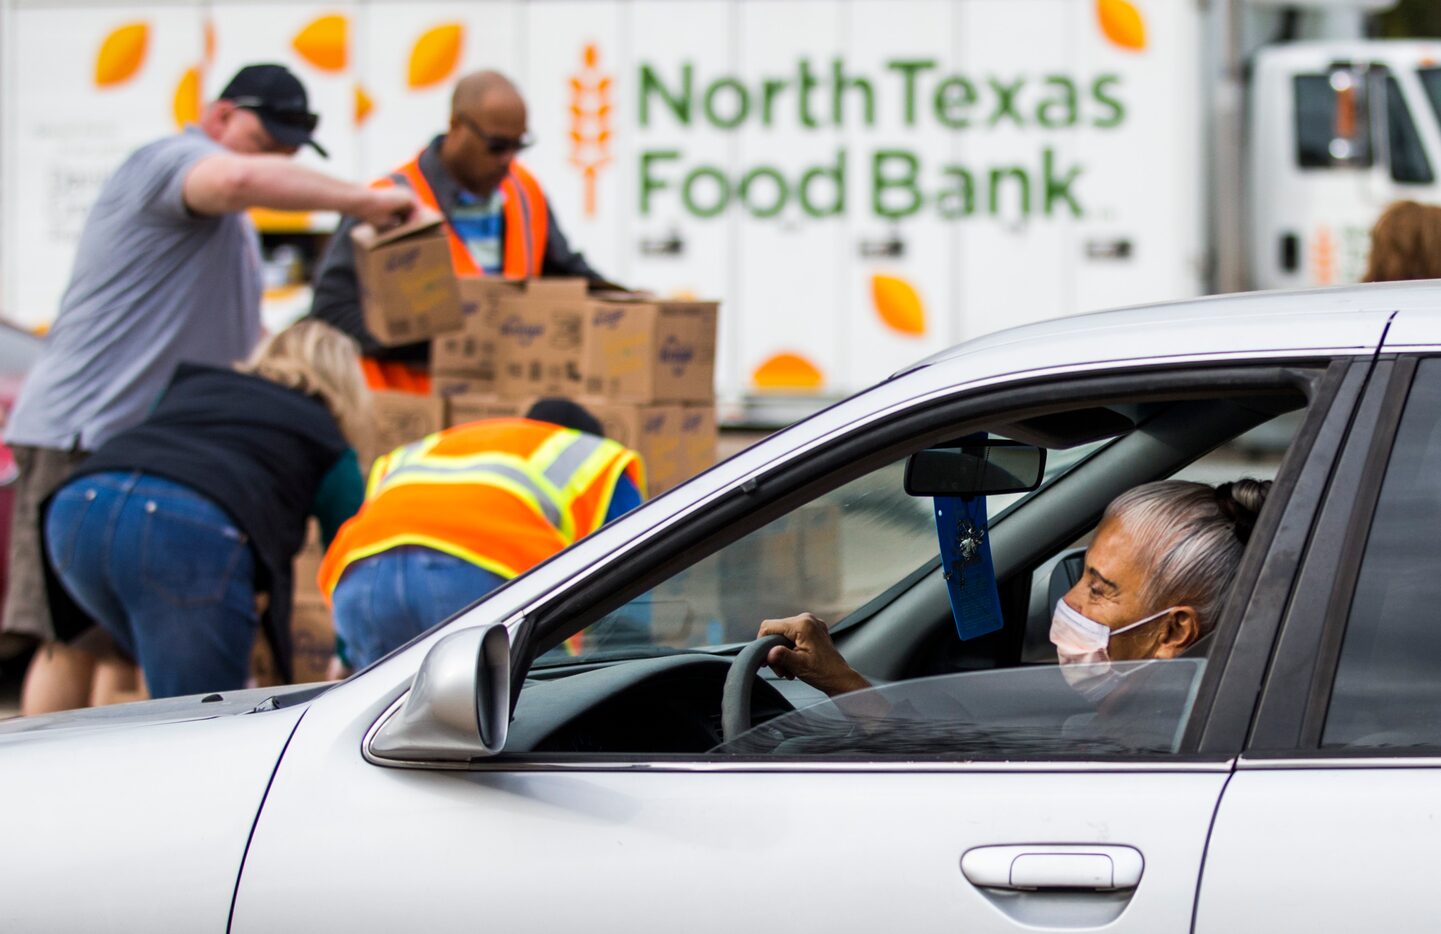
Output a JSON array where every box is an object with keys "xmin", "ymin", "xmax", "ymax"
[
  {"xmin": 759, "ymin": 612, "xmax": 871, "ymax": 697},
  {"xmin": 307, "ymin": 213, "xmax": 433, "ymax": 364},
  {"xmin": 310, "ymin": 448, "xmax": 365, "ymax": 549},
  {"xmin": 183, "ymin": 153, "xmax": 417, "ymax": 227},
  {"xmin": 539, "ymin": 204, "xmax": 615, "ymax": 284},
  {"xmin": 308, "ymin": 216, "xmax": 383, "ymax": 355}
]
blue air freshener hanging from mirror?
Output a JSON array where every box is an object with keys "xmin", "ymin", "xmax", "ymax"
[{"xmin": 933, "ymin": 436, "xmax": 1004, "ymax": 641}]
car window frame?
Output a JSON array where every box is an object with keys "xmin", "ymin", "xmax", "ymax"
[
  {"xmin": 500, "ymin": 360, "xmax": 1347, "ymax": 766},
  {"xmin": 1245, "ymin": 355, "xmax": 1410, "ymax": 756}
]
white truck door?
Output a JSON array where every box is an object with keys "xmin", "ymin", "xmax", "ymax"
[
  {"xmin": 625, "ymin": 0, "xmax": 738, "ymax": 339},
  {"xmin": 841, "ymin": 0, "xmax": 959, "ymax": 385},
  {"xmin": 951, "ymin": 0, "xmax": 1077, "ymax": 342},
  {"xmin": 841, "ymin": 0, "xmax": 962, "ymax": 383},
  {"xmin": 357, "ymin": 2, "xmax": 525, "ymax": 183},
  {"xmin": 2, "ymin": 3, "xmax": 204, "ymax": 329},
  {"xmin": 1248, "ymin": 44, "xmax": 1441, "ymax": 291},
  {"xmin": 1070, "ymin": 0, "xmax": 1204, "ymax": 314},
  {"xmin": 521, "ymin": 1, "xmax": 626, "ymax": 281},
  {"xmin": 726, "ymin": 0, "xmax": 846, "ymax": 407},
  {"xmin": 209, "ymin": 1, "xmax": 360, "ymax": 188}
]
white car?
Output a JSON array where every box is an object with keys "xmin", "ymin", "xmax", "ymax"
[{"xmin": 4, "ymin": 282, "xmax": 1438, "ymax": 933}]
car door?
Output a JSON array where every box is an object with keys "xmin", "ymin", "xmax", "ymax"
[
  {"xmin": 1195, "ymin": 354, "xmax": 1441, "ymax": 932},
  {"xmin": 230, "ymin": 359, "xmax": 1366, "ymax": 934}
]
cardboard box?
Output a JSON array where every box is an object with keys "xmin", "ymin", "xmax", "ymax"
[
  {"xmin": 582, "ymin": 299, "xmax": 718, "ymax": 402},
  {"xmin": 490, "ymin": 284, "xmax": 717, "ymax": 403},
  {"xmin": 492, "ymin": 279, "xmax": 589, "ymax": 397},
  {"xmin": 430, "ymin": 279, "xmax": 524, "ymax": 383},
  {"xmin": 432, "ymin": 376, "xmax": 491, "ymax": 399},
  {"xmin": 445, "ymin": 393, "xmax": 530, "ymax": 428},
  {"xmin": 366, "ymin": 390, "xmax": 443, "ymax": 466},
  {"xmin": 581, "ymin": 399, "xmax": 684, "ymax": 494},
  {"xmin": 677, "ymin": 403, "xmax": 718, "ymax": 482},
  {"xmin": 350, "ymin": 210, "xmax": 463, "ymax": 346}
]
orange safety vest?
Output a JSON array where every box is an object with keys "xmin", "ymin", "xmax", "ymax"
[
  {"xmin": 362, "ymin": 151, "xmax": 552, "ymax": 393},
  {"xmin": 319, "ymin": 419, "xmax": 644, "ymax": 603},
  {"xmin": 377, "ymin": 152, "xmax": 550, "ymax": 280}
]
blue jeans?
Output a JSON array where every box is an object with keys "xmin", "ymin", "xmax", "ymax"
[
  {"xmin": 45, "ymin": 471, "xmax": 256, "ymax": 698},
  {"xmin": 331, "ymin": 546, "xmax": 505, "ymax": 670}
]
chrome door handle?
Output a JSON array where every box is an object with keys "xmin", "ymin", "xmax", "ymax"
[{"xmin": 961, "ymin": 845, "xmax": 1144, "ymax": 891}]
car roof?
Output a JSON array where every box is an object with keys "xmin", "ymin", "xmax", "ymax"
[{"xmin": 904, "ymin": 279, "xmax": 1429, "ymax": 380}]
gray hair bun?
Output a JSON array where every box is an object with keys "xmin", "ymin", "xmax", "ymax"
[{"xmin": 1215, "ymin": 479, "xmax": 1272, "ymax": 545}]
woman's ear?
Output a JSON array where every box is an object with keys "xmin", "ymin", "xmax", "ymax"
[{"xmin": 1154, "ymin": 607, "xmax": 1200, "ymax": 659}]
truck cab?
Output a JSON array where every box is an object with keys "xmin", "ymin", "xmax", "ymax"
[{"xmin": 1249, "ymin": 41, "xmax": 1441, "ymax": 290}]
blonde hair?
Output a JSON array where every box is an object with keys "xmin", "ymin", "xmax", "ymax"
[
  {"xmin": 236, "ymin": 320, "xmax": 371, "ymax": 449},
  {"xmin": 1363, "ymin": 200, "xmax": 1441, "ymax": 282}
]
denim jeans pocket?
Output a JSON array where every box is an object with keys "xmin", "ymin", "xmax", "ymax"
[
  {"xmin": 139, "ymin": 496, "xmax": 250, "ymax": 609},
  {"xmin": 43, "ymin": 484, "xmax": 97, "ymax": 576}
]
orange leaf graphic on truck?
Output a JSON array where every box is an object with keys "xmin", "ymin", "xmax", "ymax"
[
  {"xmin": 354, "ymin": 83, "xmax": 374, "ymax": 126},
  {"xmin": 173, "ymin": 66, "xmax": 201, "ymax": 128},
  {"xmin": 95, "ymin": 22, "xmax": 149, "ymax": 87},
  {"xmin": 1097, "ymin": 0, "xmax": 1146, "ymax": 51},
  {"xmin": 753, "ymin": 353, "xmax": 824, "ymax": 392},
  {"xmin": 408, "ymin": 23, "xmax": 463, "ymax": 89},
  {"xmin": 871, "ymin": 274, "xmax": 926, "ymax": 336},
  {"xmin": 569, "ymin": 44, "xmax": 613, "ymax": 217},
  {"xmin": 293, "ymin": 14, "xmax": 348, "ymax": 73}
]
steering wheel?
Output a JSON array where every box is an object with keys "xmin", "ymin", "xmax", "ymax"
[{"xmin": 721, "ymin": 634, "xmax": 794, "ymax": 744}]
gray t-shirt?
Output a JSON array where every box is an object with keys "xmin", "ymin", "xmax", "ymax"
[{"xmin": 7, "ymin": 127, "xmax": 262, "ymax": 451}]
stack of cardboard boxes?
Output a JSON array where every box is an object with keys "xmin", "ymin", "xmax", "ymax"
[
  {"xmin": 356, "ymin": 217, "xmax": 720, "ymax": 495},
  {"xmin": 263, "ymin": 217, "xmax": 722, "ymax": 686},
  {"xmin": 432, "ymin": 277, "xmax": 719, "ymax": 495}
]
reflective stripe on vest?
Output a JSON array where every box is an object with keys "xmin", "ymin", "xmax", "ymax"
[
  {"xmin": 320, "ymin": 422, "xmax": 642, "ymax": 601},
  {"xmin": 372, "ymin": 452, "xmax": 569, "ymax": 538},
  {"xmin": 377, "ymin": 152, "xmax": 549, "ymax": 278}
]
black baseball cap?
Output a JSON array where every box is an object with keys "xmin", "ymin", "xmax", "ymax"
[
  {"xmin": 526, "ymin": 398, "xmax": 604, "ymax": 438},
  {"xmin": 219, "ymin": 64, "xmax": 328, "ymax": 157}
]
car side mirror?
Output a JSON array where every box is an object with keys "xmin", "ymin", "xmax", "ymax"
[
  {"xmin": 904, "ymin": 439, "xmax": 1046, "ymax": 497},
  {"xmin": 367, "ymin": 623, "xmax": 510, "ymax": 765}
]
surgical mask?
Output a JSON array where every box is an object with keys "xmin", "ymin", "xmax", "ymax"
[{"xmin": 1050, "ymin": 598, "xmax": 1176, "ymax": 702}]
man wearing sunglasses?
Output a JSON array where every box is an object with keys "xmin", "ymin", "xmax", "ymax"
[
  {"xmin": 3, "ymin": 63, "xmax": 418, "ymax": 716},
  {"xmin": 309, "ymin": 70, "xmax": 617, "ymax": 392}
]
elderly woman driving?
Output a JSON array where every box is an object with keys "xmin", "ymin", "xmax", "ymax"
[{"xmin": 759, "ymin": 478, "xmax": 1272, "ymax": 699}]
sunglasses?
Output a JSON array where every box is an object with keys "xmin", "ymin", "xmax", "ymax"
[
  {"xmin": 456, "ymin": 113, "xmax": 533, "ymax": 155},
  {"xmin": 229, "ymin": 96, "xmax": 320, "ymax": 132}
]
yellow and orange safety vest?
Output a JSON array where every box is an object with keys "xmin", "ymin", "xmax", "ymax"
[
  {"xmin": 319, "ymin": 419, "xmax": 644, "ymax": 602},
  {"xmin": 361, "ymin": 151, "xmax": 552, "ymax": 392}
]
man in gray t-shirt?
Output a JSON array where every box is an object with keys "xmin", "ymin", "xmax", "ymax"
[
  {"xmin": 7, "ymin": 128, "xmax": 262, "ymax": 452},
  {"xmin": 4, "ymin": 63, "xmax": 418, "ymax": 715}
]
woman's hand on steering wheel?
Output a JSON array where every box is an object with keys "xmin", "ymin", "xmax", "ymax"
[{"xmin": 759, "ymin": 613, "xmax": 871, "ymax": 698}]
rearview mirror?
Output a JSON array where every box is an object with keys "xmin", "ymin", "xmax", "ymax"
[
  {"xmin": 367, "ymin": 623, "xmax": 510, "ymax": 765},
  {"xmin": 904, "ymin": 440, "xmax": 1046, "ymax": 497}
]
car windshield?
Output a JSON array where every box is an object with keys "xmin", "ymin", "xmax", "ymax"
[{"xmin": 534, "ymin": 434, "xmax": 1111, "ymax": 667}]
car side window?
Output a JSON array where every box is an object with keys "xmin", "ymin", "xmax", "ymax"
[
  {"xmin": 1324, "ymin": 359, "xmax": 1441, "ymax": 748},
  {"xmin": 551, "ymin": 440, "xmax": 1106, "ymax": 663}
]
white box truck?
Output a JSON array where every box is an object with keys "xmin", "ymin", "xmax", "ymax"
[{"xmin": 0, "ymin": 0, "xmax": 1434, "ymax": 417}]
